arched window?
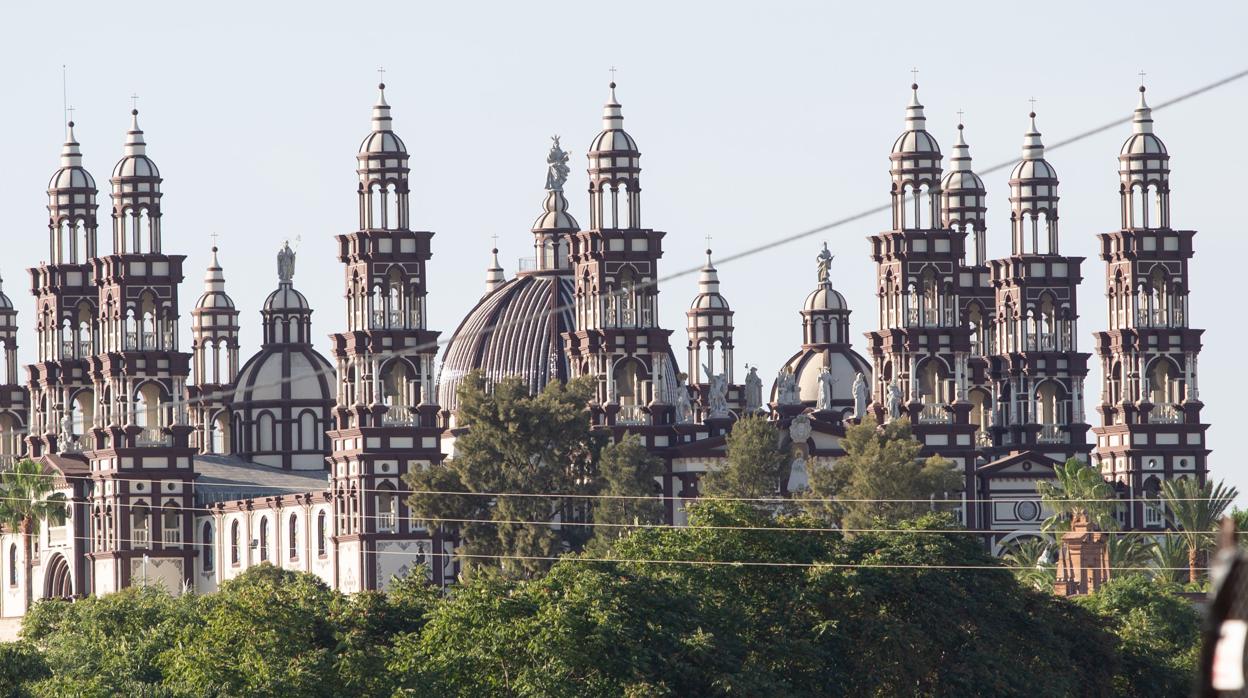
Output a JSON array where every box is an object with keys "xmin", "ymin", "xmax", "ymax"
[
  {"xmin": 8, "ymin": 543, "xmax": 15, "ymax": 586},
  {"xmin": 299, "ymin": 411, "xmax": 317, "ymax": 451},
  {"xmin": 131, "ymin": 504, "xmax": 151, "ymax": 548},
  {"xmin": 161, "ymin": 504, "xmax": 181, "ymax": 545},
  {"xmin": 288, "ymin": 513, "xmax": 298, "ymax": 560},
  {"xmin": 377, "ymin": 483, "xmax": 397, "ymax": 532},
  {"xmin": 317, "ymin": 511, "xmax": 327, "ymax": 558},
  {"xmin": 230, "ymin": 520, "xmax": 240, "ymax": 565},
  {"xmin": 258, "ymin": 412, "xmax": 275, "ymax": 452},
  {"xmin": 202, "ymin": 522, "xmax": 214, "ymax": 572},
  {"xmin": 259, "ymin": 517, "xmax": 270, "ymax": 562}
]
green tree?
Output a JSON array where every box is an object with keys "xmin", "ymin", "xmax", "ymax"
[
  {"xmin": 1036, "ymin": 459, "xmax": 1117, "ymax": 533},
  {"xmin": 1075, "ymin": 575, "xmax": 1200, "ymax": 697},
  {"xmin": 0, "ymin": 460, "xmax": 68, "ymax": 613},
  {"xmin": 806, "ymin": 416, "xmax": 961, "ymax": 530},
  {"xmin": 589, "ymin": 434, "xmax": 664, "ymax": 550},
  {"xmin": 1000, "ymin": 536, "xmax": 1055, "ymax": 592},
  {"xmin": 1161, "ymin": 477, "xmax": 1238, "ymax": 584},
  {"xmin": 1106, "ymin": 533, "xmax": 1154, "ymax": 573},
  {"xmin": 0, "ymin": 641, "xmax": 48, "ymax": 697},
  {"xmin": 405, "ymin": 373, "xmax": 602, "ymax": 579},
  {"xmin": 160, "ymin": 565, "xmax": 344, "ymax": 697},
  {"xmin": 698, "ymin": 414, "xmax": 791, "ymax": 501},
  {"xmin": 1151, "ymin": 535, "xmax": 1188, "ymax": 584}
]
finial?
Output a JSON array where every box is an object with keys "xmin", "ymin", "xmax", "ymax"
[
  {"xmin": 210, "ymin": 232, "xmax": 219, "ymax": 250},
  {"xmin": 377, "ymin": 65, "xmax": 386, "ymax": 84},
  {"xmin": 130, "ymin": 93, "xmax": 140, "ymax": 112},
  {"xmin": 910, "ymin": 66, "xmax": 919, "ymax": 86},
  {"xmin": 609, "ymin": 65, "xmax": 617, "ymax": 83},
  {"xmin": 1138, "ymin": 69, "xmax": 1147, "ymax": 88},
  {"xmin": 956, "ymin": 108, "xmax": 964, "ymax": 128}
]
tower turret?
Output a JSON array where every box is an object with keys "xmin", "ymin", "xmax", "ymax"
[
  {"xmin": 1008, "ymin": 112, "xmax": 1060, "ymax": 255},
  {"xmin": 188, "ymin": 245, "xmax": 240, "ymax": 453}
]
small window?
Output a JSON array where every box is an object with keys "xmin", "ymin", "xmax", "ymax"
[
  {"xmin": 202, "ymin": 522, "xmax": 214, "ymax": 572},
  {"xmin": 288, "ymin": 513, "xmax": 298, "ymax": 560},
  {"xmin": 317, "ymin": 511, "xmax": 327, "ymax": 558},
  {"xmin": 259, "ymin": 518, "xmax": 269, "ymax": 562},
  {"xmin": 230, "ymin": 520, "xmax": 240, "ymax": 566},
  {"xmin": 8, "ymin": 544, "xmax": 15, "ymax": 586}
]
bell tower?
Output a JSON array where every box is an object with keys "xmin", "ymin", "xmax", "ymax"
[
  {"xmin": 1091, "ymin": 86, "xmax": 1207, "ymax": 530},
  {"xmin": 188, "ymin": 245, "xmax": 239, "ymax": 454},
  {"xmin": 983, "ymin": 111, "xmax": 1091, "ymax": 462},
  {"xmin": 564, "ymin": 81, "xmax": 677, "ymax": 427},
  {"xmin": 27, "ymin": 121, "xmax": 99, "ymax": 459},
  {"xmin": 327, "ymin": 83, "xmax": 446, "ymax": 591},
  {"xmin": 84, "ymin": 109, "xmax": 197, "ymax": 596}
]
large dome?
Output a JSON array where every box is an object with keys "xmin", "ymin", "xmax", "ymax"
[
  {"xmin": 773, "ymin": 348, "xmax": 872, "ymax": 408},
  {"xmin": 234, "ymin": 348, "xmax": 334, "ymax": 404},
  {"xmin": 438, "ymin": 274, "xmax": 575, "ymax": 414}
]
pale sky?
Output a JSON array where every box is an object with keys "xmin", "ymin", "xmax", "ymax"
[{"xmin": 1, "ymin": 2, "xmax": 1244, "ymax": 499}]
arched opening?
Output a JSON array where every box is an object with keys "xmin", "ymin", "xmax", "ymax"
[
  {"xmin": 135, "ymin": 382, "xmax": 166, "ymax": 438},
  {"xmin": 257, "ymin": 411, "xmax": 275, "ymax": 452},
  {"xmin": 230, "ymin": 520, "xmax": 240, "ymax": 565},
  {"xmin": 288, "ymin": 513, "xmax": 298, "ymax": 561},
  {"xmin": 969, "ymin": 388, "xmax": 991, "ymax": 444},
  {"xmin": 259, "ymin": 517, "xmax": 269, "ymax": 562},
  {"xmin": 131, "ymin": 503, "xmax": 151, "ymax": 548},
  {"xmin": 202, "ymin": 522, "xmax": 215, "ymax": 572},
  {"xmin": 161, "ymin": 503, "xmax": 181, "ymax": 545},
  {"xmin": 1035, "ymin": 381, "xmax": 1064, "ymax": 442},
  {"xmin": 299, "ymin": 410, "xmax": 318, "ymax": 451},
  {"xmin": 212, "ymin": 411, "xmax": 230, "ymax": 454},
  {"xmin": 1147, "ymin": 359, "xmax": 1182, "ymax": 423},
  {"xmin": 377, "ymin": 482, "xmax": 397, "ymax": 532},
  {"xmin": 381, "ymin": 360, "xmax": 414, "ymax": 423},
  {"xmin": 967, "ymin": 303, "xmax": 985, "ymax": 355},
  {"xmin": 317, "ymin": 512, "xmax": 327, "ymax": 558},
  {"xmin": 916, "ymin": 359, "xmax": 950, "ymax": 423},
  {"xmin": 1037, "ymin": 294, "xmax": 1056, "ymax": 350},
  {"xmin": 7, "ymin": 543, "xmax": 16, "ymax": 586},
  {"xmin": 0, "ymin": 414, "xmax": 21, "ymax": 466},
  {"xmin": 1142, "ymin": 475, "xmax": 1163, "ymax": 527},
  {"xmin": 612, "ymin": 358, "xmax": 646, "ymax": 408},
  {"xmin": 42, "ymin": 554, "xmax": 72, "ymax": 600}
]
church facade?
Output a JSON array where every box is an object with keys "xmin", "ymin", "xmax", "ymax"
[{"xmin": 0, "ymin": 78, "xmax": 1209, "ymax": 615}]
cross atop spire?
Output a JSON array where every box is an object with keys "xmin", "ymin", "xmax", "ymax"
[
  {"xmin": 1028, "ymin": 96, "xmax": 1037, "ymax": 114},
  {"xmin": 910, "ymin": 67, "xmax": 919, "ymax": 84},
  {"xmin": 377, "ymin": 65, "xmax": 386, "ymax": 83},
  {"xmin": 1138, "ymin": 69, "xmax": 1147, "ymax": 87},
  {"xmin": 210, "ymin": 232, "xmax": 219, "ymax": 248},
  {"xmin": 130, "ymin": 93, "xmax": 140, "ymax": 111},
  {"xmin": 609, "ymin": 66, "xmax": 617, "ymax": 83}
]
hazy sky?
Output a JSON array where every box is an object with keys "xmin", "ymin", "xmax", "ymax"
[{"xmin": 1, "ymin": 2, "xmax": 1244, "ymax": 497}]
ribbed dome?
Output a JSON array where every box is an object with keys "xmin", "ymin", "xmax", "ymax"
[
  {"xmin": 438, "ymin": 274, "xmax": 575, "ymax": 414},
  {"xmin": 0, "ymin": 276, "xmax": 13, "ymax": 311},
  {"xmin": 588, "ymin": 82, "xmax": 641, "ymax": 171},
  {"xmin": 804, "ymin": 284, "xmax": 847, "ymax": 312},
  {"xmin": 1008, "ymin": 113, "xmax": 1059, "ymax": 181},
  {"xmin": 532, "ymin": 191, "xmax": 579, "ymax": 231},
  {"xmin": 1120, "ymin": 87, "xmax": 1167, "ymax": 156},
  {"xmin": 111, "ymin": 110, "xmax": 160, "ymax": 180},
  {"xmin": 772, "ymin": 349, "xmax": 872, "ymax": 407},
  {"xmin": 234, "ymin": 348, "xmax": 334, "ymax": 403},
  {"xmin": 941, "ymin": 125, "xmax": 985, "ymax": 192},
  {"xmin": 264, "ymin": 284, "xmax": 310, "ymax": 311}
]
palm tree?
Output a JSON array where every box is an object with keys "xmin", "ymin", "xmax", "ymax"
[
  {"xmin": 1161, "ymin": 477, "xmax": 1238, "ymax": 584},
  {"xmin": 1151, "ymin": 534, "xmax": 1187, "ymax": 584},
  {"xmin": 1106, "ymin": 533, "xmax": 1153, "ymax": 572},
  {"xmin": 0, "ymin": 459, "xmax": 68, "ymax": 610},
  {"xmin": 1036, "ymin": 459, "xmax": 1118, "ymax": 534},
  {"xmin": 1001, "ymin": 537, "xmax": 1055, "ymax": 592}
]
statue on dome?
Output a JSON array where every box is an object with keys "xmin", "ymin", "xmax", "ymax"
[
  {"xmin": 545, "ymin": 136, "xmax": 570, "ymax": 192},
  {"xmin": 744, "ymin": 365, "xmax": 763, "ymax": 412},
  {"xmin": 277, "ymin": 241, "xmax": 296, "ymax": 283},
  {"xmin": 776, "ymin": 366, "xmax": 800, "ymax": 406},
  {"xmin": 851, "ymin": 372, "xmax": 869, "ymax": 419},
  {"xmin": 816, "ymin": 367, "xmax": 836, "ymax": 412},
  {"xmin": 816, "ymin": 242, "xmax": 833, "ymax": 285}
]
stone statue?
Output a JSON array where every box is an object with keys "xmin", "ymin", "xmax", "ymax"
[
  {"xmin": 816, "ymin": 366, "xmax": 836, "ymax": 412},
  {"xmin": 851, "ymin": 372, "xmax": 868, "ymax": 419},
  {"xmin": 816, "ymin": 241, "xmax": 833, "ymax": 285},
  {"xmin": 675, "ymin": 384, "xmax": 693, "ymax": 424},
  {"xmin": 744, "ymin": 365, "xmax": 763, "ymax": 412},
  {"xmin": 277, "ymin": 241, "xmax": 296, "ymax": 283},
  {"xmin": 704, "ymin": 363, "xmax": 729, "ymax": 418},
  {"xmin": 885, "ymin": 381, "xmax": 903, "ymax": 421},
  {"xmin": 776, "ymin": 366, "xmax": 800, "ymax": 406},
  {"xmin": 545, "ymin": 136, "xmax": 570, "ymax": 192}
]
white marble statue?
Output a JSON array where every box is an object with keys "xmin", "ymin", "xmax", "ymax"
[
  {"xmin": 744, "ymin": 365, "xmax": 763, "ymax": 413},
  {"xmin": 545, "ymin": 136, "xmax": 570, "ymax": 192},
  {"xmin": 851, "ymin": 372, "xmax": 868, "ymax": 419},
  {"xmin": 776, "ymin": 366, "xmax": 800, "ymax": 406},
  {"xmin": 816, "ymin": 366, "xmax": 836, "ymax": 412},
  {"xmin": 675, "ymin": 384, "xmax": 693, "ymax": 424},
  {"xmin": 704, "ymin": 363, "xmax": 729, "ymax": 418}
]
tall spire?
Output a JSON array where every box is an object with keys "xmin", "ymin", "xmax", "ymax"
[
  {"xmin": 124, "ymin": 109, "xmax": 146, "ymax": 156},
  {"xmin": 371, "ymin": 82, "xmax": 393, "ymax": 132},
  {"xmin": 949, "ymin": 123, "xmax": 972, "ymax": 171},
  {"xmin": 904, "ymin": 83, "xmax": 927, "ymax": 131},
  {"xmin": 602, "ymin": 80, "xmax": 624, "ymax": 130},
  {"xmin": 204, "ymin": 245, "xmax": 225, "ymax": 292},
  {"xmin": 1132, "ymin": 85, "xmax": 1154, "ymax": 134},
  {"xmin": 697, "ymin": 248, "xmax": 721, "ymax": 294},
  {"xmin": 61, "ymin": 121, "xmax": 82, "ymax": 167},
  {"xmin": 1022, "ymin": 111, "xmax": 1045, "ymax": 161}
]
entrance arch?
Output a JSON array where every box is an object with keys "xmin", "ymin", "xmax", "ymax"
[{"xmin": 43, "ymin": 553, "xmax": 73, "ymax": 599}]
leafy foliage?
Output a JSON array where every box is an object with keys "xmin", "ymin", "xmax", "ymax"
[
  {"xmin": 588, "ymin": 433, "xmax": 664, "ymax": 551},
  {"xmin": 805, "ymin": 416, "xmax": 961, "ymax": 529},
  {"xmin": 1075, "ymin": 575, "xmax": 1200, "ymax": 697},
  {"xmin": 698, "ymin": 414, "xmax": 792, "ymax": 501},
  {"xmin": 0, "ymin": 459, "xmax": 69, "ymax": 611},
  {"xmin": 1000, "ymin": 536, "xmax": 1056, "ymax": 592},
  {"xmin": 405, "ymin": 373, "xmax": 604, "ymax": 578}
]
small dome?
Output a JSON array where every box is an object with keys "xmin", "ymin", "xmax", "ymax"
[
  {"xmin": 772, "ymin": 349, "xmax": 872, "ymax": 407},
  {"xmin": 234, "ymin": 349, "xmax": 334, "ymax": 403},
  {"xmin": 196, "ymin": 247, "xmax": 237, "ymax": 310},
  {"xmin": 588, "ymin": 82, "xmax": 641, "ymax": 168},
  {"xmin": 264, "ymin": 284, "xmax": 310, "ymax": 311},
  {"xmin": 358, "ymin": 83, "xmax": 408, "ymax": 155},
  {"xmin": 1009, "ymin": 157, "xmax": 1058, "ymax": 181},
  {"xmin": 438, "ymin": 274, "xmax": 575, "ymax": 415},
  {"xmin": 941, "ymin": 125, "xmax": 985, "ymax": 192},
  {"xmin": 111, "ymin": 111, "xmax": 161, "ymax": 180},
  {"xmin": 0, "ymin": 276, "xmax": 13, "ymax": 310},
  {"xmin": 803, "ymin": 285, "xmax": 848, "ymax": 312},
  {"xmin": 48, "ymin": 123, "xmax": 96, "ymax": 191},
  {"xmin": 689, "ymin": 250, "xmax": 731, "ymax": 311},
  {"xmin": 890, "ymin": 84, "xmax": 941, "ymax": 157}
]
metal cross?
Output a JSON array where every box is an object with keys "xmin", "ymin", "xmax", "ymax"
[
  {"xmin": 66, "ymin": 105, "xmax": 76, "ymax": 123},
  {"xmin": 1138, "ymin": 69, "xmax": 1147, "ymax": 87},
  {"xmin": 377, "ymin": 66, "xmax": 386, "ymax": 83},
  {"xmin": 705, "ymin": 233, "xmax": 713, "ymax": 249},
  {"xmin": 490, "ymin": 233, "xmax": 499, "ymax": 250},
  {"xmin": 956, "ymin": 108, "xmax": 964, "ymax": 125},
  {"xmin": 910, "ymin": 67, "xmax": 919, "ymax": 83},
  {"xmin": 609, "ymin": 66, "xmax": 617, "ymax": 82},
  {"xmin": 210, "ymin": 232, "xmax": 219, "ymax": 248},
  {"xmin": 1028, "ymin": 96, "xmax": 1037, "ymax": 113},
  {"xmin": 130, "ymin": 93, "xmax": 140, "ymax": 110}
]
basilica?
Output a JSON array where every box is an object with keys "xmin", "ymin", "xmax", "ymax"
[{"xmin": 0, "ymin": 77, "xmax": 1209, "ymax": 615}]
